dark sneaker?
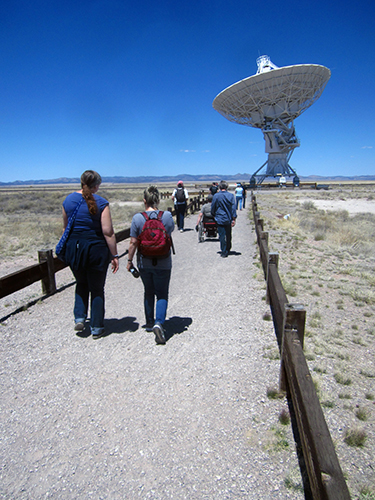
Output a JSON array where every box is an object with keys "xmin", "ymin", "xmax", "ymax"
[
  {"xmin": 92, "ymin": 331, "xmax": 105, "ymax": 340},
  {"xmin": 143, "ymin": 323, "xmax": 154, "ymax": 332},
  {"xmin": 153, "ymin": 322, "xmax": 166, "ymax": 345},
  {"xmin": 74, "ymin": 322, "xmax": 85, "ymax": 331}
]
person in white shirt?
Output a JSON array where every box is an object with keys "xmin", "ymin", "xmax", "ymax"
[{"xmin": 172, "ymin": 180, "xmax": 189, "ymax": 232}]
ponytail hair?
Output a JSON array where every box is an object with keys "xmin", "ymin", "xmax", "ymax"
[
  {"xmin": 80, "ymin": 170, "xmax": 102, "ymax": 215},
  {"xmin": 143, "ymin": 186, "xmax": 160, "ymax": 209}
]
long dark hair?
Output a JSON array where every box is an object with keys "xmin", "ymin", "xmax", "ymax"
[{"xmin": 81, "ymin": 170, "xmax": 102, "ymax": 215}]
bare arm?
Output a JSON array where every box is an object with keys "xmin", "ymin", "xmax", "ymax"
[
  {"xmin": 126, "ymin": 237, "xmax": 138, "ymax": 272},
  {"xmin": 101, "ymin": 205, "xmax": 119, "ymax": 273},
  {"xmin": 62, "ymin": 207, "xmax": 68, "ymax": 231}
]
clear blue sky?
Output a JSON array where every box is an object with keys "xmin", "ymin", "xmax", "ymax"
[{"xmin": 1, "ymin": 0, "xmax": 374, "ymax": 182}]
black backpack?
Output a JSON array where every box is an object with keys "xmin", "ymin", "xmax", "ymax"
[{"xmin": 175, "ymin": 188, "xmax": 186, "ymax": 203}]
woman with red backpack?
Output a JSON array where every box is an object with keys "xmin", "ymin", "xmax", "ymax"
[{"xmin": 127, "ymin": 186, "xmax": 175, "ymax": 344}]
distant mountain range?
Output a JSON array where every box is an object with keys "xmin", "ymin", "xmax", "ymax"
[{"xmin": 1, "ymin": 173, "xmax": 375, "ymax": 186}]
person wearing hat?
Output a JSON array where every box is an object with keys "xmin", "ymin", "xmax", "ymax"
[{"xmin": 172, "ymin": 181, "xmax": 189, "ymax": 232}]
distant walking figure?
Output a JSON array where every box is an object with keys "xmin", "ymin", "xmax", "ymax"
[
  {"xmin": 172, "ymin": 181, "xmax": 189, "ymax": 232},
  {"xmin": 235, "ymin": 183, "xmax": 244, "ymax": 210},
  {"xmin": 211, "ymin": 180, "xmax": 237, "ymax": 258},
  {"xmin": 241, "ymin": 183, "xmax": 247, "ymax": 209},
  {"xmin": 209, "ymin": 182, "xmax": 219, "ymax": 196},
  {"xmin": 61, "ymin": 170, "xmax": 119, "ymax": 339}
]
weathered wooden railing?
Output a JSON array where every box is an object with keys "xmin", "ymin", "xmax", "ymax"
[
  {"xmin": 252, "ymin": 194, "xmax": 351, "ymax": 500},
  {"xmin": 0, "ymin": 195, "xmax": 206, "ymax": 301}
]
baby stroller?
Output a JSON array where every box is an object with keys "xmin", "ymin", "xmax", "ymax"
[{"xmin": 198, "ymin": 216, "xmax": 217, "ymax": 242}]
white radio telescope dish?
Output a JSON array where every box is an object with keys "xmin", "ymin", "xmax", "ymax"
[{"xmin": 213, "ymin": 55, "xmax": 331, "ymax": 185}]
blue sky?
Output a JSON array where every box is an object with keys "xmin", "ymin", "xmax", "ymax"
[{"xmin": 0, "ymin": 0, "xmax": 374, "ymax": 182}]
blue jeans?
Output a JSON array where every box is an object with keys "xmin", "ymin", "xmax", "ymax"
[
  {"xmin": 176, "ymin": 203, "xmax": 187, "ymax": 230},
  {"xmin": 217, "ymin": 224, "xmax": 232, "ymax": 256},
  {"xmin": 139, "ymin": 268, "xmax": 171, "ymax": 325},
  {"xmin": 236, "ymin": 197, "xmax": 243, "ymax": 210},
  {"xmin": 72, "ymin": 267, "xmax": 108, "ymax": 335}
]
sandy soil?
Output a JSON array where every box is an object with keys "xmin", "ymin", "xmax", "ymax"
[{"xmin": 296, "ymin": 198, "xmax": 375, "ymax": 214}]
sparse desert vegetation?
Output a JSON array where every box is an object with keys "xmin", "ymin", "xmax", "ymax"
[
  {"xmin": 1, "ymin": 181, "xmax": 374, "ymax": 498},
  {"xmin": 255, "ymin": 182, "xmax": 375, "ymax": 498},
  {"xmin": 0, "ymin": 183, "xmax": 175, "ymax": 264}
]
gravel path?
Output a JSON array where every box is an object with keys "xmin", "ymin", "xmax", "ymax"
[{"xmin": 0, "ymin": 207, "xmax": 305, "ymax": 499}]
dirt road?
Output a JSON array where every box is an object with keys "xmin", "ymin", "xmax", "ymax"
[{"xmin": 0, "ymin": 207, "xmax": 304, "ymax": 499}]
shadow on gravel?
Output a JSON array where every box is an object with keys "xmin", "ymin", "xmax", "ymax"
[
  {"xmin": 102, "ymin": 316, "xmax": 139, "ymax": 337},
  {"xmin": 215, "ymin": 251, "xmax": 242, "ymax": 256},
  {"xmin": 164, "ymin": 316, "xmax": 192, "ymax": 341}
]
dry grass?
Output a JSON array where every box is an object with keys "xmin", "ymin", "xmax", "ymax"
[
  {"xmin": 0, "ymin": 183, "xmax": 178, "ymax": 263},
  {"xmin": 253, "ymin": 183, "xmax": 375, "ymax": 498}
]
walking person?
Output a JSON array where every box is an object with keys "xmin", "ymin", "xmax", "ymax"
[
  {"xmin": 241, "ymin": 183, "xmax": 247, "ymax": 209},
  {"xmin": 61, "ymin": 170, "xmax": 119, "ymax": 338},
  {"xmin": 235, "ymin": 183, "xmax": 244, "ymax": 210},
  {"xmin": 172, "ymin": 180, "xmax": 188, "ymax": 232},
  {"xmin": 211, "ymin": 180, "xmax": 237, "ymax": 258},
  {"xmin": 209, "ymin": 182, "xmax": 219, "ymax": 196},
  {"xmin": 127, "ymin": 186, "xmax": 175, "ymax": 344}
]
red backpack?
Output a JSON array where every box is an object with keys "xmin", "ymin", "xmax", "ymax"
[{"xmin": 138, "ymin": 211, "xmax": 172, "ymax": 258}]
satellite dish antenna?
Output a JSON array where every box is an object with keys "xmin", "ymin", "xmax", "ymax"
[{"xmin": 213, "ymin": 56, "xmax": 331, "ymax": 186}]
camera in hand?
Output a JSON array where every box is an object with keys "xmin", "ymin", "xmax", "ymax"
[{"xmin": 130, "ymin": 264, "xmax": 140, "ymax": 278}]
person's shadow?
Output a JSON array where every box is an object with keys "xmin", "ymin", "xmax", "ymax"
[
  {"xmin": 164, "ymin": 316, "xmax": 192, "ymax": 341},
  {"xmin": 103, "ymin": 316, "xmax": 139, "ymax": 337},
  {"xmin": 76, "ymin": 317, "xmax": 139, "ymax": 338},
  {"xmin": 76, "ymin": 316, "xmax": 191, "ymax": 342}
]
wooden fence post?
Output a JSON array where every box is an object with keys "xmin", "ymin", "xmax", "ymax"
[
  {"xmin": 280, "ymin": 303, "xmax": 306, "ymax": 392},
  {"xmin": 266, "ymin": 252, "xmax": 279, "ymax": 305},
  {"xmin": 255, "ymin": 218, "xmax": 263, "ymax": 244},
  {"xmin": 259, "ymin": 231, "xmax": 269, "ymax": 273},
  {"xmin": 38, "ymin": 249, "xmax": 57, "ymax": 295}
]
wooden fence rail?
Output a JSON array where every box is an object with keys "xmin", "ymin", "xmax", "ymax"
[
  {"xmin": 0, "ymin": 196, "xmax": 205, "ymax": 301},
  {"xmin": 252, "ymin": 194, "xmax": 351, "ymax": 500}
]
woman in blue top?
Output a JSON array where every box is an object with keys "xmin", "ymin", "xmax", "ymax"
[
  {"xmin": 62, "ymin": 170, "xmax": 119, "ymax": 339},
  {"xmin": 127, "ymin": 186, "xmax": 174, "ymax": 345},
  {"xmin": 234, "ymin": 183, "xmax": 244, "ymax": 210}
]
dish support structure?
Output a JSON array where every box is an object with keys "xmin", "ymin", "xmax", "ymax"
[{"xmin": 250, "ymin": 116, "xmax": 300, "ymax": 187}]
